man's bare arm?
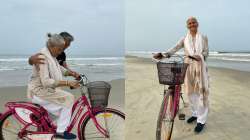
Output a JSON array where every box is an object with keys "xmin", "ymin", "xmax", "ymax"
[
  {"xmin": 62, "ymin": 61, "xmax": 71, "ymax": 71},
  {"xmin": 28, "ymin": 53, "xmax": 45, "ymax": 65}
]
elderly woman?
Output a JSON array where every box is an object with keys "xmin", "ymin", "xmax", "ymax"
[
  {"xmin": 28, "ymin": 32, "xmax": 80, "ymax": 80},
  {"xmin": 27, "ymin": 33, "xmax": 79, "ymax": 139},
  {"xmin": 153, "ymin": 17, "xmax": 209, "ymax": 133}
]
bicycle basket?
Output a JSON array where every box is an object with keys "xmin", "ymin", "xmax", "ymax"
[
  {"xmin": 86, "ymin": 81, "xmax": 111, "ymax": 108},
  {"xmin": 157, "ymin": 62, "xmax": 189, "ymax": 85}
]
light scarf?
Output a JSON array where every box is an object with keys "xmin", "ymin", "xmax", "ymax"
[
  {"xmin": 184, "ymin": 32, "xmax": 209, "ymax": 106},
  {"xmin": 40, "ymin": 47, "xmax": 63, "ymax": 81}
]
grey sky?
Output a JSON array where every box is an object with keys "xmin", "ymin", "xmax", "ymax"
[
  {"xmin": 0, "ymin": 0, "xmax": 124, "ymax": 56},
  {"xmin": 126, "ymin": 0, "xmax": 250, "ymax": 52}
]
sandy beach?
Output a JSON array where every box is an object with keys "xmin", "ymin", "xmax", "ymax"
[{"xmin": 125, "ymin": 56, "xmax": 250, "ymax": 140}]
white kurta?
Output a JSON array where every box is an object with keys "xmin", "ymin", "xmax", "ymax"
[
  {"xmin": 27, "ymin": 47, "xmax": 74, "ymax": 107},
  {"xmin": 164, "ymin": 33, "xmax": 210, "ymax": 124},
  {"xmin": 27, "ymin": 47, "xmax": 74, "ymax": 132}
]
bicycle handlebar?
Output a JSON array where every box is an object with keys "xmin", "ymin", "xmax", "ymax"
[
  {"xmin": 153, "ymin": 53, "xmax": 198, "ymax": 63},
  {"xmin": 166, "ymin": 54, "xmax": 197, "ymax": 60},
  {"xmin": 78, "ymin": 74, "xmax": 89, "ymax": 86},
  {"xmin": 69, "ymin": 74, "xmax": 89, "ymax": 89}
]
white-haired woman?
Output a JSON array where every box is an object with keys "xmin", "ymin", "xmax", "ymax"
[
  {"xmin": 153, "ymin": 17, "xmax": 209, "ymax": 133},
  {"xmin": 27, "ymin": 33, "xmax": 79, "ymax": 139}
]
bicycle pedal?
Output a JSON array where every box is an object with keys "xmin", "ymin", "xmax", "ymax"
[{"xmin": 178, "ymin": 113, "xmax": 185, "ymax": 120}]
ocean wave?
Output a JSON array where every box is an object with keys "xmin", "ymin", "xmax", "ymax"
[
  {"xmin": 209, "ymin": 57, "xmax": 250, "ymax": 62},
  {"xmin": 210, "ymin": 53, "xmax": 250, "ymax": 57},
  {"xmin": 127, "ymin": 50, "xmax": 250, "ymax": 56},
  {"xmin": 74, "ymin": 63, "xmax": 123, "ymax": 66},
  {"xmin": 127, "ymin": 51, "xmax": 250, "ymax": 61},
  {"xmin": 67, "ymin": 57, "xmax": 124, "ymax": 61},
  {"xmin": 0, "ymin": 57, "xmax": 124, "ymax": 62},
  {"xmin": 126, "ymin": 51, "xmax": 157, "ymax": 54},
  {"xmin": 0, "ymin": 68, "xmax": 17, "ymax": 71},
  {"xmin": 0, "ymin": 58, "xmax": 27, "ymax": 62},
  {"xmin": 0, "ymin": 62, "xmax": 123, "ymax": 71}
]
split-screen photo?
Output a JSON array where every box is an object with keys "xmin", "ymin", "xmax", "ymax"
[{"xmin": 0, "ymin": 0, "xmax": 250, "ymax": 140}]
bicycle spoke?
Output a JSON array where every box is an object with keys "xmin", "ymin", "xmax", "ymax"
[
  {"xmin": 85, "ymin": 136, "xmax": 106, "ymax": 139},
  {"xmin": 81, "ymin": 109, "xmax": 124, "ymax": 140},
  {"xmin": 109, "ymin": 115, "xmax": 118, "ymax": 131},
  {"xmin": 85, "ymin": 132, "xmax": 101, "ymax": 135},
  {"xmin": 156, "ymin": 92, "xmax": 175, "ymax": 140},
  {"xmin": 2, "ymin": 128, "xmax": 19, "ymax": 135},
  {"xmin": 1, "ymin": 112, "xmax": 39, "ymax": 140}
]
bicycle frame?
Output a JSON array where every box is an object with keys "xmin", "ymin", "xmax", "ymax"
[
  {"xmin": 156, "ymin": 54, "xmax": 189, "ymax": 140},
  {"xmin": 68, "ymin": 94, "xmax": 109, "ymax": 138},
  {"xmin": 162, "ymin": 72, "xmax": 182, "ymax": 120},
  {"xmin": 0, "ymin": 75, "xmax": 110, "ymax": 139},
  {"xmin": 0, "ymin": 95, "xmax": 109, "ymax": 139}
]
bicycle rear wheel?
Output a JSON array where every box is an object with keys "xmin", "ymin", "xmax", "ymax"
[
  {"xmin": 156, "ymin": 90, "xmax": 175, "ymax": 140},
  {"xmin": 0, "ymin": 111, "xmax": 38, "ymax": 140},
  {"xmin": 80, "ymin": 108, "xmax": 125, "ymax": 140}
]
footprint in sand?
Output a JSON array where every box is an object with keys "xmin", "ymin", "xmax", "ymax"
[{"xmin": 136, "ymin": 130, "xmax": 141, "ymax": 134}]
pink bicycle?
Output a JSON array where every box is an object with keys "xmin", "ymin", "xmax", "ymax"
[
  {"xmin": 0, "ymin": 74, "xmax": 125, "ymax": 140},
  {"xmin": 155, "ymin": 55, "xmax": 189, "ymax": 140}
]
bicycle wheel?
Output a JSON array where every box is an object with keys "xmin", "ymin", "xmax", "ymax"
[
  {"xmin": 80, "ymin": 108, "xmax": 125, "ymax": 140},
  {"xmin": 156, "ymin": 90, "xmax": 175, "ymax": 140},
  {"xmin": 0, "ymin": 111, "xmax": 38, "ymax": 140}
]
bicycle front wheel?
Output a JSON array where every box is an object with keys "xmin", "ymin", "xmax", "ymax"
[
  {"xmin": 156, "ymin": 90, "xmax": 175, "ymax": 140},
  {"xmin": 80, "ymin": 108, "xmax": 125, "ymax": 140}
]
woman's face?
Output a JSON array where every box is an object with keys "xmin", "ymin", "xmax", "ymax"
[{"xmin": 187, "ymin": 18, "xmax": 198, "ymax": 32}]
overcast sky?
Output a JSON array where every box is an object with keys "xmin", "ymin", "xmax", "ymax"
[
  {"xmin": 1, "ymin": 0, "xmax": 250, "ymax": 56},
  {"xmin": 126, "ymin": 0, "xmax": 250, "ymax": 52},
  {"xmin": 0, "ymin": 0, "xmax": 124, "ymax": 56}
]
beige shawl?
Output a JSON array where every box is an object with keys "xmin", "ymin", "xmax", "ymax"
[
  {"xmin": 27, "ymin": 47, "xmax": 74, "ymax": 107},
  {"xmin": 184, "ymin": 32, "xmax": 209, "ymax": 106},
  {"xmin": 40, "ymin": 47, "xmax": 63, "ymax": 81}
]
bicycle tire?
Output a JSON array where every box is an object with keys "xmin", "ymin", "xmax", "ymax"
[
  {"xmin": 0, "ymin": 111, "xmax": 44, "ymax": 140},
  {"xmin": 79, "ymin": 108, "xmax": 125, "ymax": 140},
  {"xmin": 156, "ymin": 90, "xmax": 175, "ymax": 140},
  {"xmin": 0, "ymin": 111, "xmax": 24, "ymax": 139}
]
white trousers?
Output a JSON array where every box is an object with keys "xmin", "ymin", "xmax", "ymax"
[
  {"xmin": 32, "ymin": 96, "xmax": 73, "ymax": 133},
  {"xmin": 188, "ymin": 93, "xmax": 209, "ymax": 124}
]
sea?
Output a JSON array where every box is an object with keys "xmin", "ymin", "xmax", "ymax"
[
  {"xmin": 1, "ymin": 51, "xmax": 250, "ymax": 87},
  {"xmin": 127, "ymin": 51, "xmax": 250, "ymax": 72},
  {"xmin": 0, "ymin": 54, "xmax": 124, "ymax": 87}
]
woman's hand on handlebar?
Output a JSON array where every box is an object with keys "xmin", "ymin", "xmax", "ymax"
[
  {"xmin": 72, "ymin": 71, "xmax": 81, "ymax": 80},
  {"xmin": 68, "ymin": 81, "xmax": 80, "ymax": 89},
  {"xmin": 153, "ymin": 53, "xmax": 163, "ymax": 60},
  {"xmin": 153, "ymin": 53, "xmax": 170, "ymax": 60},
  {"xmin": 67, "ymin": 70, "xmax": 81, "ymax": 80}
]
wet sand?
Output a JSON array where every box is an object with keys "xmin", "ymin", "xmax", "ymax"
[{"xmin": 125, "ymin": 56, "xmax": 250, "ymax": 140}]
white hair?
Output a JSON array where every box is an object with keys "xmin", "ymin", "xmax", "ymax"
[
  {"xmin": 46, "ymin": 33, "xmax": 65, "ymax": 48},
  {"xmin": 186, "ymin": 16, "xmax": 198, "ymax": 24}
]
